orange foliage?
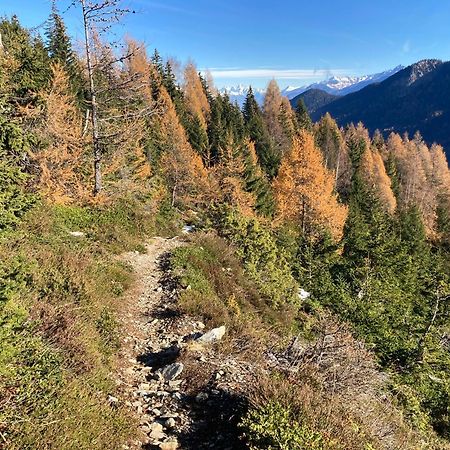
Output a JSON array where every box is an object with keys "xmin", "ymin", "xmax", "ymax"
[
  {"xmin": 360, "ymin": 148, "xmax": 397, "ymax": 213},
  {"xmin": 183, "ymin": 62, "xmax": 210, "ymax": 127},
  {"xmin": 31, "ymin": 64, "xmax": 90, "ymax": 204},
  {"xmin": 387, "ymin": 133, "xmax": 437, "ymax": 233},
  {"xmin": 158, "ymin": 86, "xmax": 210, "ymax": 207},
  {"xmin": 273, "ymin": 130, "xmax": 348, "ymax": 241},
  {"xmin": 263, "ymin": 79, "xmax": 283, "ymax": 136},
  {"xmin": 123, "ymin": 37, "xmax": 153, "ymax": 103}
]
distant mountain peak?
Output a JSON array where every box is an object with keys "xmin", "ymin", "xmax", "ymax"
[
  {"xmin": 407, "ymin": 59, "xmax": 442, "ymax": 85},
  {"xmin": 219, "ymin": 65, "xmax": 404, "ymax": 107}
]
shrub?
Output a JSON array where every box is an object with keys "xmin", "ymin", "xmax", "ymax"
[
  {"xmin": 215, "ymin": 207, "xmax": 299, "ymax": 308},
  {"xmin": 240, "ymin": 400, "xmax": 325, "ymax": 450}
]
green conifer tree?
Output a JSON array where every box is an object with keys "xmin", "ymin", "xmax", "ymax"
[
  {"xmin": 295, "ymin": 98, "xmax": 312, "ymax": 131},
  {"xmin": 243, "ymin": 87, "xmax": 279, "ymax": 177},
  {"xmin": 45, "ymin": 2, "xmax": 84, "ymax": 101}
]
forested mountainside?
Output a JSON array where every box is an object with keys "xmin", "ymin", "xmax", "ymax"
[
  {"xmin": 290, "ymin": 88, "xmax": 339, "ymax": 114},
  {"xmin": 1, "ymin": 9, "xmax": 450, "ymax": 450},
  {"xmin": 301, "ymin": 59, "xmax": 450, "ymax": 159}
]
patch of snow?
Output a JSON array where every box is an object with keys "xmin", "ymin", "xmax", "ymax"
[
  {"xmin": 182, "ymin": 224, "xmax": 195, "ymax": 234},
  {"xmin": 298, "ymin": 288, "xmax": 311, "ymax": 300},
  {"xmin": 68, "ymin": 231, "xmax": 85, "ymax": 237}
]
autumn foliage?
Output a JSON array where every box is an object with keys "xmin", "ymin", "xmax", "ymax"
[
  {"xmin": 157, "ymin": 86, "xmax": 210, "ymax": 207},
  {"xmin": 273, "ymin": 130, "xmax": 348, "ymax": 241},
  {"xmin": 360, "ymin": 147, "xmax": 397, "ymax": 214},
  {"xmin": 31, "ymin": 64, "xmax": 90, "ymax": 204}
]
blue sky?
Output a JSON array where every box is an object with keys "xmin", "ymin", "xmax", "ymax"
[{"xmin": 2, "ymin": 0, "xmax": 450, "ymax": 88}]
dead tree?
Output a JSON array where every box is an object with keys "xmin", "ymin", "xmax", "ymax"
[{"xmin": 77, "ymin": 0, "xmax": 130, "ymax": 195}]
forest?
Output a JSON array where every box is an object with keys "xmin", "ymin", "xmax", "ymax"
[{"xmin": 0, "ymin": 4, "xmax": 449, "ymax": 450}]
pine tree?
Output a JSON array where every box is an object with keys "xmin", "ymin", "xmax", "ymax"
[
  {"xmin": 243, "ymin": 87, "xmax": 279, "ymax": 177},
  {"xmin": 242, "ymin": 140, "xmax": 275, "ymax": 216},
  {"xmin": 0, "ymin": 16, "xmax": 51, "ymax": 99},
  {"xmin": 45, "ymin": 5, "xmax": 84, "ymax": 101},
  {"xmin": 210, "ymin": 138, "xmax": 256, "ymax": 217},
  {"xmin": 45, "ymin": 0, "xmax": 83, "ymax": 97},
  {"xmin": 295, "ymin": 98, "xmax": 312, "ymax": 131}
]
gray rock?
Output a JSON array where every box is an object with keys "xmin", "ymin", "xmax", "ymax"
[
  {"xmin": 165, "ymin": 417, "xmax": 176, "ymax": 428},
  {"xmin": 149, "ymin": 422, "xmax": 165, "ymax": 440},
  {"xmin": 195, "ymin": 392, "xmax": 209, "ymax": 402},
  {"xmin": 161, "ymin": 362, "xmax": 184, "ymax": 381},
  {"xmin": 159, "ymin": 440, "xmax": 179, "ymax": 450},
  {"xmin": 198, "ymin": 326, "xmax": 226, "ymax": 343},
  {"xmin": 68, "ymin": 231, "xmax": 85, "ymax": 237}
]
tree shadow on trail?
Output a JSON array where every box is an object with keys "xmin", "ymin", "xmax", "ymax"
[{"xmin": 176, "ymin": 388, "xmax": 248, "ymax": 450}]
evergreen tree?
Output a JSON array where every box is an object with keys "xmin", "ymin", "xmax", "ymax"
[
  {"xmin": 45, "ymin": 3, "xmax": 84, "ymax": 101},
  {"xmin": 243, "ymin": 87, "xmax": 279, "ymax": 177},
  {"xmin": 295, "ymin": 98, "xmax": 312, "ymax": 131},
  {"xmin": 0, "ymin": 16, "xmax": 52, "ymax": 99}
]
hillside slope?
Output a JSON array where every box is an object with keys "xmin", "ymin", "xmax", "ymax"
[
  {"xmin": 290, "ymin": 88, "xmax": 339, "ymax": 113},
  {"xmin": 311, "ymin": 59, "xmax": 450, "ymax": 156}
]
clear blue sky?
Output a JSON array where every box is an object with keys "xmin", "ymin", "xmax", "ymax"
[{"xmin": 2, "ymin": 0, "xmax": 450, "ymax": 88}]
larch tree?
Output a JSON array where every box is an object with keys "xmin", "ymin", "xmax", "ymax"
[
  {"xmin": 387, "ymin": 133, "xmax": 437, "ymax": 234},
  {"xmin": 273, "ymin": 130, "xmax": 348, "ymax": 241},
  {"xmin": 316, "ymin": 113, "xmax": 352, "ymax": 197},
  {"xmin": 263, "ymin": 79, "xmax": 284, "ymax": 148},
  {"xmin": 31, "ymin": 64, "xmax": 89, "ymax": 204},
  {"xmin": 183, "ymin": 62, "xmax": 210, "ymax": 128},
  {"xmin": 77, "ymin": 0, "xmax": 131, "ymax": 195},
  {"xmin": 430, "ymin": 144, "xmax": 450, "ymax": 239},
  {"xmin": 156, "ymin": 86, "xmax": 210, "ymax": 208},
  {"xmin": 360, "ymin": 147, "xmax": 397, "ymax": 214}
]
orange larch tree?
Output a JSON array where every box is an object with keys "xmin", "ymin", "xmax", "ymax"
[
  {"xmin": 273, "ymin": 130, "xmax": 348, "ymax": 241},
  {"xmin": 183, "ymin": 61, "xmax": 210, "ymax": 128},
  {"xmin": 31, "ymin": 64, "xmax": 90, "ymax": 204},
  {"xmin": 157, "ymin": 85, "xmax": 210, "ymax": 208},
  {"xmin": 387, "ymin": 132, "xmax": 437, "ymax": 233},
  {"xmin": 360, "ymin": 147, "xmax": 397, "ymax": 214}
]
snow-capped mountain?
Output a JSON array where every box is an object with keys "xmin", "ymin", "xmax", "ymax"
[
  {"xmin": 220, "ymin": 84, "xmax": 266, "ymax": 107},
  {"xmin": 219, "ymin": 66, "xmax": 404, "ymax": 107}
]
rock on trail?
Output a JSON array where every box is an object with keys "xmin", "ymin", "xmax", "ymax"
[{"xmin": 114, "ymin": 237, "xmax": 250, "ymax": 450}]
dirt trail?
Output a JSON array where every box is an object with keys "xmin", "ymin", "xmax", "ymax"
[{"xmin": 116, "ymin": 237, "xmax": 248, "ymax": 450}]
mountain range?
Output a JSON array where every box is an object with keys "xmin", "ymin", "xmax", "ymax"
[
  {"xmin": 293, "ymin": 59, "xmax": 450, "ymax": 158},
  {"xmin": 218, "ymin": 66, "xmax": 404, "ymax": 107}
]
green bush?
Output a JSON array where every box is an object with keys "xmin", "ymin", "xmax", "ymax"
[
  {"xmin": 0, "ymin": 119, "xmax": 36, "ymax": 231},
  {"xmin": 215, "ymin": 207, "xmax": 299, "ymax": 308},
  {"xmin": 240, "ymin": 401, "xmax": 325, "ymax": 450}
]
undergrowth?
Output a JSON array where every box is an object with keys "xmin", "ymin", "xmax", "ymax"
[{"xmin": 0, "ymin": 195, "xmax": 176, "ymax": 449}]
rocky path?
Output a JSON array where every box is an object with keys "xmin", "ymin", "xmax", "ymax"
[{"xmin": 115, "ymin": 237, "xmax": 250, "ymax": 450}]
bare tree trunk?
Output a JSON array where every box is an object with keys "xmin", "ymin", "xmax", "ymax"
[
  {"xmin": 334, "ymin": 146, "xmax": 341, "ymax": 190},
  {"xmin": 80, "ymin": 0, "xmax": 102, "ymax": 195}
]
